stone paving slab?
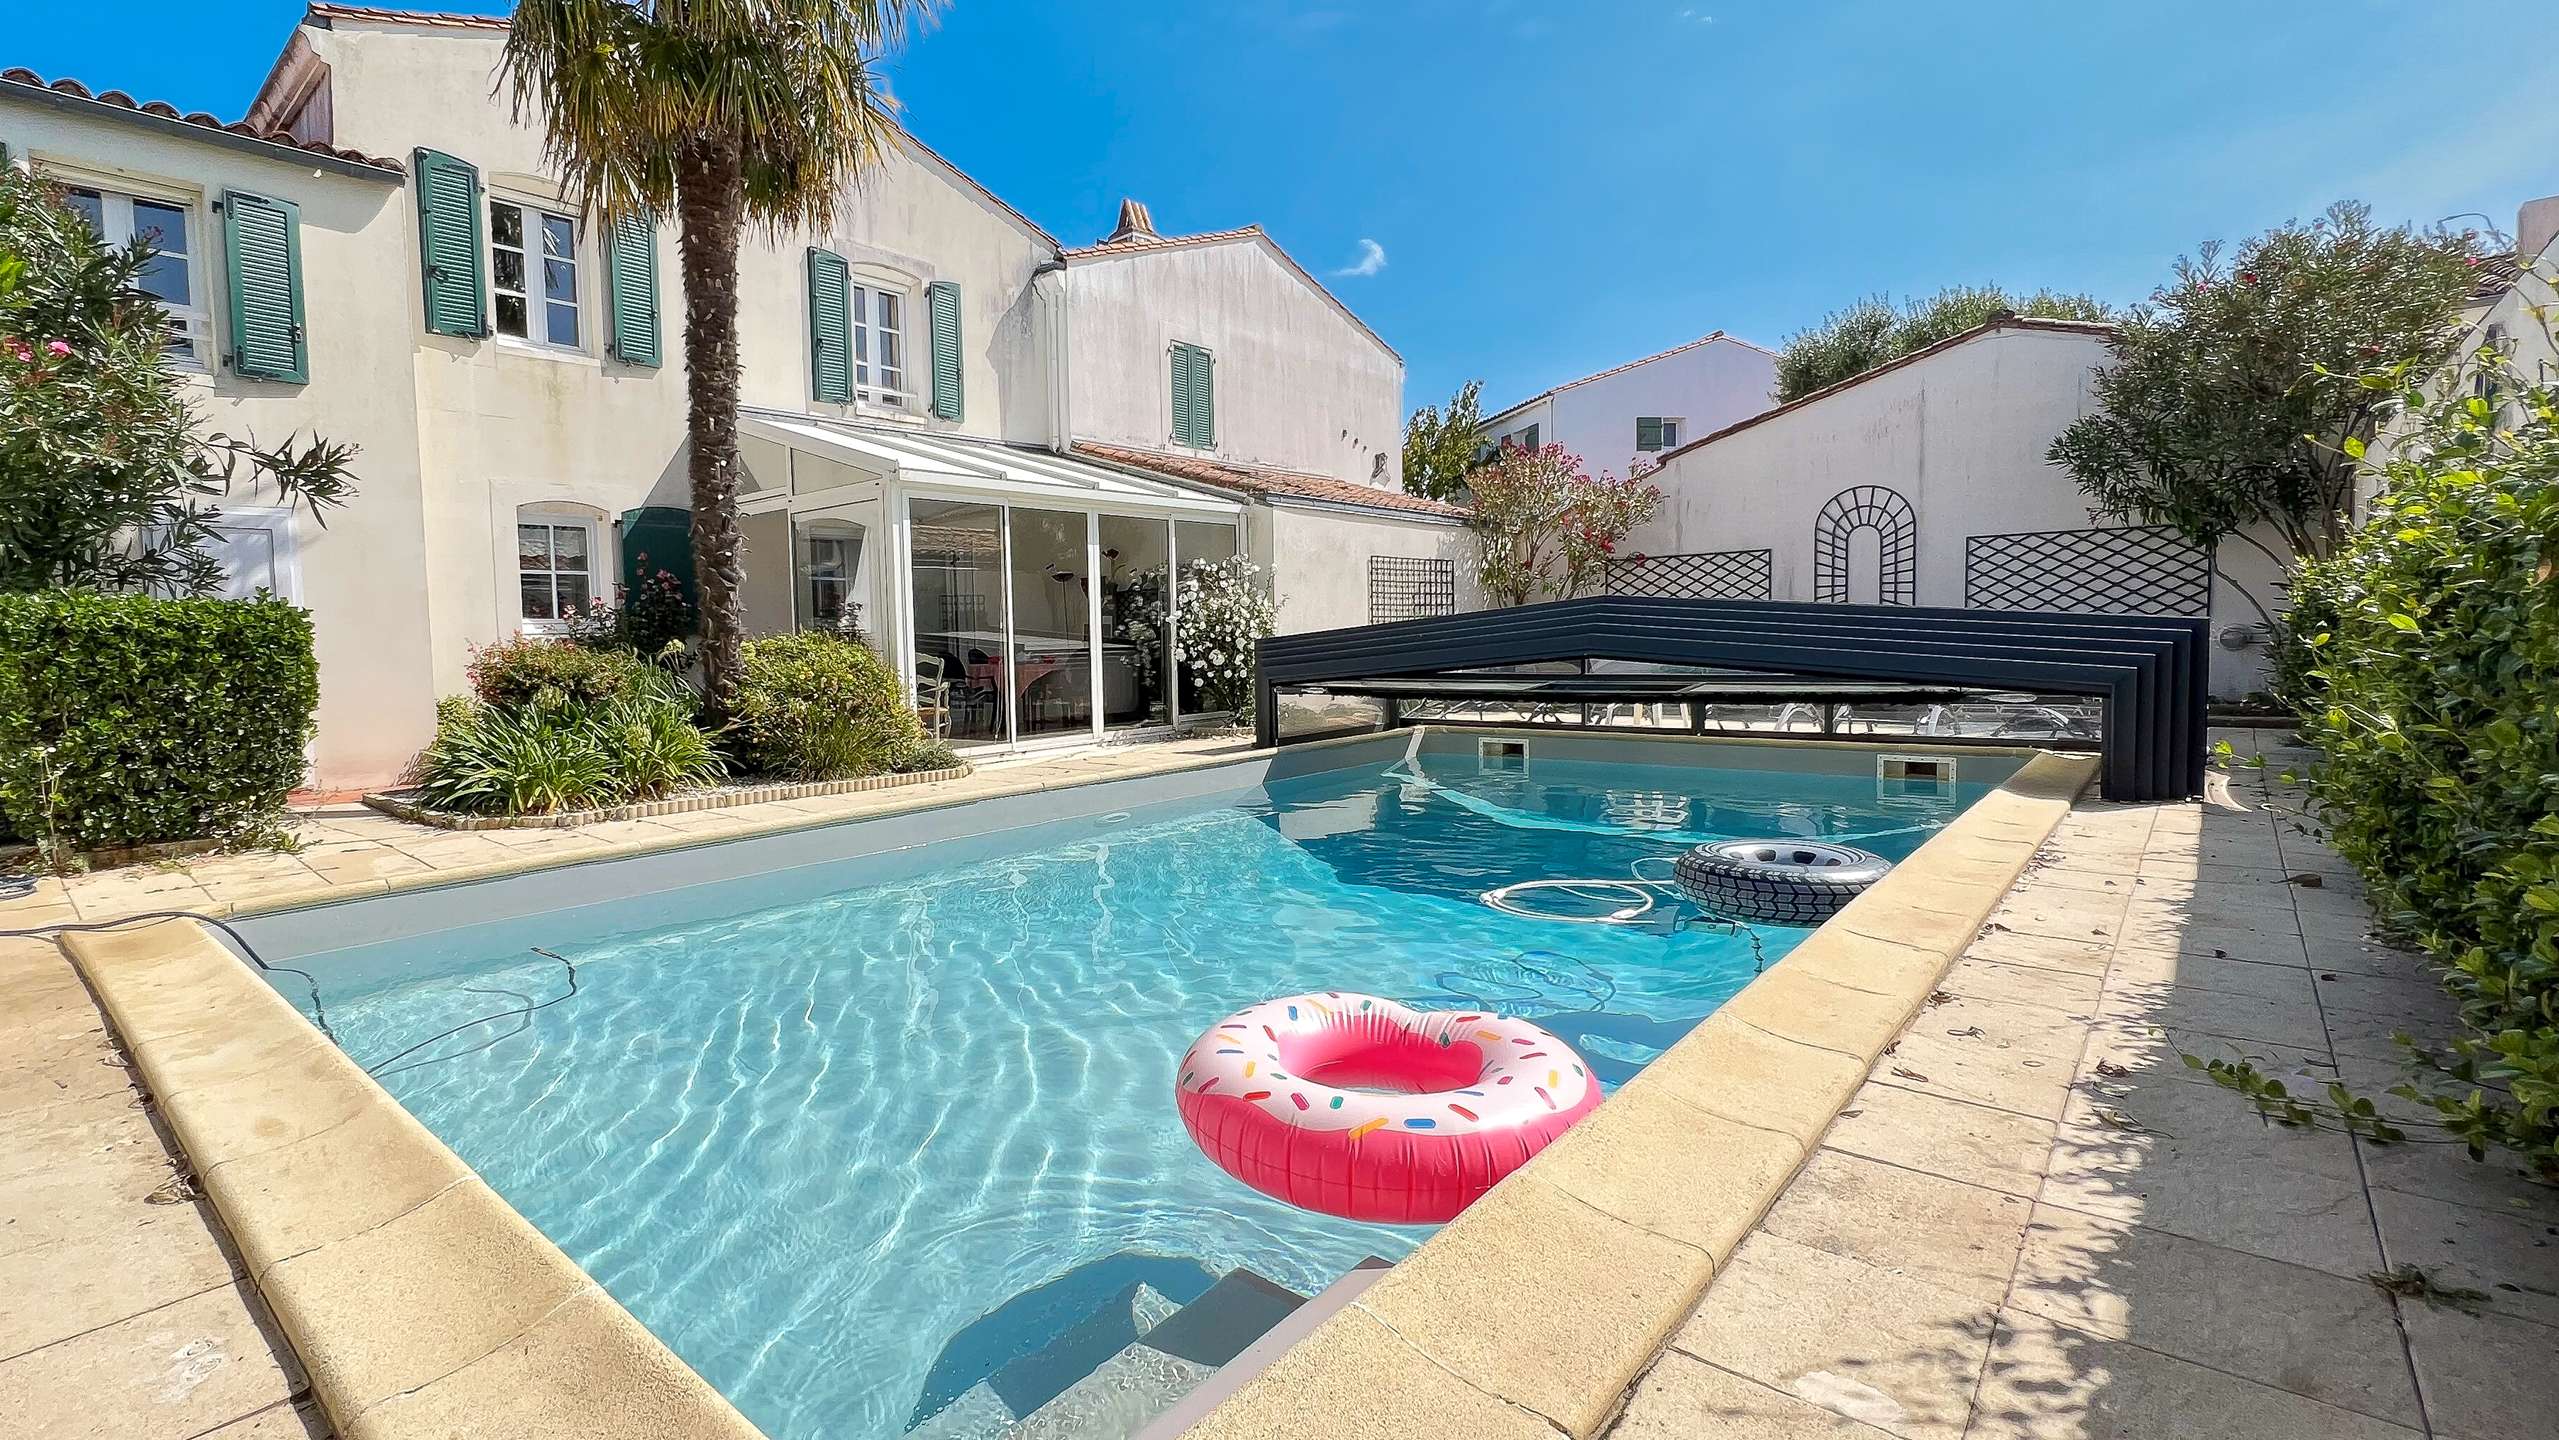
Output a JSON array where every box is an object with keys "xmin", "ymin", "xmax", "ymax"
[
  {"xmin": 1606, "ymin": 729, "xmax": 2559, "ymax": 1440},
  {"xmin": 0, "ymin": 937, "xmax": 318, "ymax": 1440}
]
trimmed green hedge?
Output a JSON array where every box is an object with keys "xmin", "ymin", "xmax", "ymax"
[
  {"xmin": 2291, "ymin": 349, "xmax": 2558, "ymax": 1178},
  {"xmin": 0, "ymin": 591, "xmax": 318, "ymax": 850}
]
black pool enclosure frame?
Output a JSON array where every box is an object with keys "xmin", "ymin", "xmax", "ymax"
[{"xmin": 1251, "ymin": 597, "xmax": 2209, "ymax": 803}]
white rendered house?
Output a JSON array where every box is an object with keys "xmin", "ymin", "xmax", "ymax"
[
  {"xmin": 1477, "ymin": 331, "xmax": 1778, "ymax": 476},
  {"xmin": 0, "ymin": 3, "xmax": 1470, "ymax": 786},
  {"xmin": 1614, "ymin": 316, "xmax": 2284, "ymax": 699}
]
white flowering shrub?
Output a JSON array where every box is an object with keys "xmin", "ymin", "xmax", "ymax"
[{"xmin": 1125, "ymin": 554, "xmax": 1277, "ymax": 716}]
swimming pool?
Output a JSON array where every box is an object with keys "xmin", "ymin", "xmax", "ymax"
[{"xmin": 260, "ymin": 734, "xmax": 2002, "ymax": 1439}]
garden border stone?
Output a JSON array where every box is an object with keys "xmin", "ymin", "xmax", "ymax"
[{"xmin": 360, "ymin": 764, "xmax": 972, "ymax": 829}]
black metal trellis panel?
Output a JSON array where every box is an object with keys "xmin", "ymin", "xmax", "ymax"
[
  {"xmin": 1964, "ymin": 526, "xmax": 2212, "ymax": 616},
  {"xmin": 1252, "ymin": 595, "xmax": 2208, "ymax": 802},
  {"xmin": 1812, "ymin": 485, "xmax": 1918, "ymax": 605},
  {"xmin": 1367, "ymin": 555, "xmax": 1457, "ymax": 624},
  {"xmin": 1605, "ymin": 549, "xmax": 1774, "ymax": 600}
]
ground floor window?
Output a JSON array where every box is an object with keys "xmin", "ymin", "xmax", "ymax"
[{"xmin": 517, "ymin": 516, "xmax": 597, "ymax": 625}]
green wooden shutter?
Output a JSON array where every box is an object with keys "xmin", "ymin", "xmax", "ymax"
[
  {"xmin": 1636, "ymin": 417, "xmax": 1662, "ymax": 452},
  {"xmin": 605, "ymin": 213, "xmax": 661, "ymax": 367},
  {"xmin": 222, "ymin": 190, "xmax": 307, "ymax": 383},
  {"xmin": 1169, "ymin": 343, "xmax": 1195, "ymax": 445},
  {"xmin": 413, "ymin": 148, "xmax": 485, "ymax": 337},
  {"xmin": 807, "ymin": 249, "xmax": 851, "ymax": 403},
  {"xmin": 1171, "ymin": 342, "xmax": 1215, "ymax": 447},
  {"xmin": 1194, "ymin": 346, "xmax": 1215, "ymax": 447},
  {"xmin": 926, "ymin": 280, "xmax": 963, "ymax": 421}
]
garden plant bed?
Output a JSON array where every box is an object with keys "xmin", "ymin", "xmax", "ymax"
[{"xmin": 363, "ymin": 763, "xmax": 973, "ymax": 830}]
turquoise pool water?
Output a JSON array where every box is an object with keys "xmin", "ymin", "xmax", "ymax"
[{"xmin": 293, "ymin": 750, "xmax": 1989, "ymax": 1439}]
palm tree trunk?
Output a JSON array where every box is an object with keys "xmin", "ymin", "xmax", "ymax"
[{"xmin": 676, "ymin": 135, "xmax": 748, "ymax": 719}]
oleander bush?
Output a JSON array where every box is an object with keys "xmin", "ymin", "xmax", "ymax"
[
  {"xmin": 732, "ymin": 630, "xmax": 925, "ymax": 781},
  {"xmin": 2290, "ymin": 320, "xmax": 2559, "ymax": 1178},
  {"xmin": 0, "ymin": 592, "xmax": 317, "ymax": 851}
]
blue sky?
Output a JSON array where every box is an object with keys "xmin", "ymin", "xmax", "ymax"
[{"xmin": 16, "ymin": 2, "xmax": 2557, "ymax": 417}]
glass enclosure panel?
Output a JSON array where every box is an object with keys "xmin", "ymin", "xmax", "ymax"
[
  {"xmin": 1098, "ymin": 513, "xmax": 1171, "ymax": 731},
  {"xmin": 738, "ymin": 510, "xmax": 795, "ymax": 638},
  {"xmin": 1172, "ymin": 519, "xmax": 1244, "ymax": 718},
  {"xmin": 792, "ymin": 506, "xmax": 877, "ymax": 644},
  {"xmin": 910, "ymin": 498, "xmax": 1006, "ymax": 746},
  {"xmin": 1007, "ymin": 507, "xmax": 1094, "ymax": 740}
]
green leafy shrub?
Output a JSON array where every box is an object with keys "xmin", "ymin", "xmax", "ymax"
[
  {"xmin": 893, "ymin": 737, "xmax": 961, "ymax": 774},
  {"xmin": 733, "ymin": 631, "xmax": 922, "ymax": 780},
  {"xmin": 0, "ymin": 592, "xmax": 317, "ymax": 850},
  {"xmin": 594, "ymin": 694, "xmax": 726, "ymax": 800},
  {"xmin": 412, "ymin": 701, "xmax": 619, "ymax": 816},
  {"xmin": 2291, "ymin": 318, "xmax": 2559, "ymax": 1178},
  {"xmin": 465, "ymin": 633, "xmax": 670, "ymax": 710}
]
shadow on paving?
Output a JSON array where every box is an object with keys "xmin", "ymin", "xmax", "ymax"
[{"xmin": 1609, "ymin": 734, "xmax": 2559, "ymax": 1440}]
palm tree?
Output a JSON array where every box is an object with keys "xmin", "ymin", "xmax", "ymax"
[{"xmin": 500, "ymin": 0, "xmax": 929, "ymax": 716}]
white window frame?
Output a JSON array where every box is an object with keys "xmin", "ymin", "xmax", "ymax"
[
  {"xmin": 1658, "ymin": 416, "xmax": 1682, "ymax": 449},
  {"xmin": 488, "ymin": 195, "xmax": 586, "ymax": 354},
  {"xmin": 53, "ymin": 176, "xmax": 210, "ymax": 372},
  {"xmin": 853, "ymin": 282, "xmax": 910, "ymax": 408},
  {"xmin": 515, "ymin": 513, "xmax": 601, "ymax": 632}
]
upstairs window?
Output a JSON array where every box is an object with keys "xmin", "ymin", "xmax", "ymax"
[
  {"xmin": 490, "ymin": 198, "xmax": 580, "ymax": 349},
  {"xmin": 855, "ymin": 284, "xmax": 907, "ymax": 405},
  {"xmin": 62, "ymin": 185, "xmax": 207, "ymax": 368},
  {"xmin": 1636, "ymin": 416, "xmax": 1682, "ymax": 452}
]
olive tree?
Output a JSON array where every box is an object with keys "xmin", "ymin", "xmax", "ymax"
[{"xmin": 2047, "ymin": 202, "xmax": 2485, "ymax": 625}]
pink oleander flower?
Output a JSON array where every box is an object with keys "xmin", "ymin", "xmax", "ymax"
[{"xmin": 44, "ymin": 339, "xmax": 70, "ymax": 357}]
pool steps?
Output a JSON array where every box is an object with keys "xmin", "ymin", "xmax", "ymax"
[{"xmin": 916, "ymin": 1259, "xmax": 1391, "ymax": 1439}]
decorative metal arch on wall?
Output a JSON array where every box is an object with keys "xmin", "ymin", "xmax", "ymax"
[{"xmin": 1812, "ymin": 485, "xmax": 1918, "ymax": 605}]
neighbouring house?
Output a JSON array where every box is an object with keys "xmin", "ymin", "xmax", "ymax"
[
  {"xmin": 1058, "ymin": 199, "xmax": 1475, "ymax": 635},
  {"xmin": 1475, "ymin": 331, "xmax": 1777, "ymax": 477},
  {"xmin": 0, "ymin": 2, "xmax": 1466, "ymax": 786},
  {"xmin": 2454, "ymin": 194, "xmax": 2557, "ymax": 409},
  {"xmin": 1612, "ymin": 315, "xmax": 2286, "ymax": 699}
]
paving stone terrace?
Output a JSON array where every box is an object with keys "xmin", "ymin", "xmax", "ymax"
[
  {"xmin": 1605, "ymin": 727, "xmax": 2559, "ymax": 1440},
  {"xmin": 4, "ymin": 727, "xmax": 2554, "ymax": 1439}
]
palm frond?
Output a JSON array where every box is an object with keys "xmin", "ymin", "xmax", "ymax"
[{"xmin": 499, "ymin": 0, "xmax": 935, "ymax": 231}]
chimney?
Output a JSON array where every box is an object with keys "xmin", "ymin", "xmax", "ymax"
[
  {"xmin": 2518, "ymin": 195, "xmax": 2559, "ymax": 264},
  {"xmin": 1104, "ymin": 198, "xmax": 1157, "ymax": 245}
]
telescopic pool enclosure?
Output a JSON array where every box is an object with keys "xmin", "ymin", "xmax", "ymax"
[{"xmin": 1251, "ymin": 597, "xmax": 2208, "ymax": 802}]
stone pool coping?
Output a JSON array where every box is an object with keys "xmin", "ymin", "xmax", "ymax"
[
  {"xmin": 1172, "ymin": 745, "xmax": 2101, "ymax": 1440},
  {"xmin": 48, "ymin": 728, "xmax": 2088, "ymax": 1440}
]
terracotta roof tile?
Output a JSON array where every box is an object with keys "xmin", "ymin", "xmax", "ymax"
[
  {"xmin": 1059, "ymin": 224, "xmax": 1265, "ymax": 259},
  {"xmin": 2468, "ymin": 252, "xmax": 2523, "ymax": 305},
  {"xmin": 1073, "ymin": 441, "xmax": 1468, "ymax": 519},
  {"xmin": 304, "ymin": 3, "xmax": 511, "ymax": 30},
  {"xmin": 0, "ymin": 68, "xmax": 402, "ymax": 173}
]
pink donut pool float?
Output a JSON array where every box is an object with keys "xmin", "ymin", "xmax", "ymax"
[{"xmin": 1175, "ymin": 991, "xmax": 1602, "ymax": 1224}]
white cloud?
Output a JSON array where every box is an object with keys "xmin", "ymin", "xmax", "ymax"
[
  {"xmin": 1678, "ymin": 7, "xmax": 1715, "ymax": 22},
  {"xmin": 1332, "ymin": 238, "xmax": 1387, "ymax": 278}
]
